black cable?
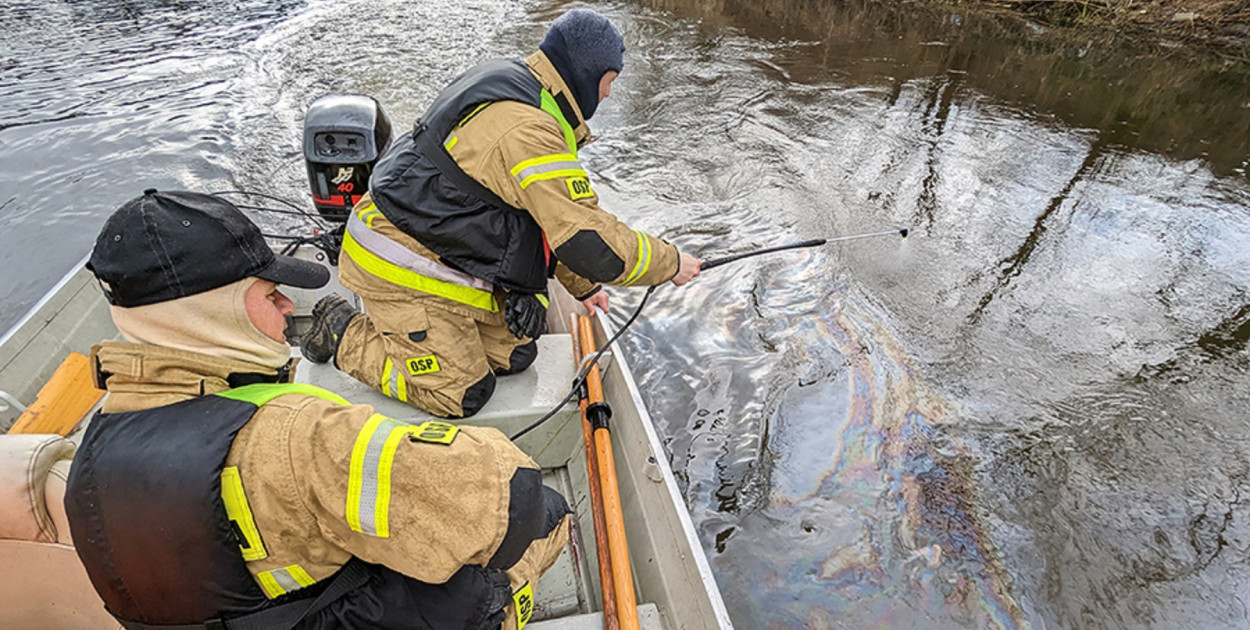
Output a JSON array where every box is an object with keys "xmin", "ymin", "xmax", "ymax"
[
  {"xmin": 700, "ymin": 239, "xmax": 827, "ymax": 270},
  {"xmin": 212, "ymin": 190, "xmax": 328, "ymax": 229},
  {"xmin": 236, "ymin": 203, "xmax": 327, "ymax": 221},
  {"xmin": 511, "ymin": 241, "xmax": 811, "ymax": 441},
  {"xmin": 508, "ymin": 230, "xmax": 906, "ymax": 441},
  {"xmin": 260, "ymin": 230, "xmax": 342, "ymax": 265},
  {"xmin": 510, "ymin": 285, "xmax": 658, "ymax": 440},
  {"xmin": 216, "ymin": 189, "xmax": 343, "ymax": 265}
]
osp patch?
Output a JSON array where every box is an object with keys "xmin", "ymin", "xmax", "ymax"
[
  {"xmin": 405, "ymin": 354, "xmax": 441, "ymax": 376},
  {"xmin": 565, "ymin": 176, "xmax": 595, "ymax": 200}
]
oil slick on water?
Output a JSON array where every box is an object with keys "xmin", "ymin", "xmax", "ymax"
[{"xmin": 707, "ymin": 278, "xmax": 1025, "ymax": 629}]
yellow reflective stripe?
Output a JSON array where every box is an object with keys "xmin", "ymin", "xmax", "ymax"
[
  {"xmin": 510, "ymin": 153, "xmax": 578, "ymax": 175},
  {"xmin": 517, "ymin": 168, "xmax": 587, "ymax": 190},
  {"xmin": 621, "ymin": 231, "xmax": 652, "ymax": 286},
  {"xmin": 444, "ymin": 133, "xmax": 459, "ymax": 151},
  {"xmin": 380, "ymin": 358, "xmax": 408, "ymax": 402},
  {"xmin": 217, "ymin": 383, "xmax": 351, "ymax": 407},
  {"xmin": 357, "ymin": 204, "xmax": 384, "ymax": 228},
  {"xmin": 459, "ymin": 102, "xmax": 490, "ymax": 126},
  {"xmin": 256, "ymin": 565, "xmax": 316, "ymax": 599},
  {"xmin": 381, "ymin": 358, "xmax": 394, "ymax": 398},
  {"xmin": 510, "ymin": 153, "xmax": 583, "ymax": 190},
  {"xmin": 348, "ymin": 414, "xmax": 386, "ymax": 535},
  {"xmin": 535, "ymin": 294, "xmax": 549, "ymax": 308},
  {"xmin": 347, "ymin": 414, "xmax": 413, "ymax": 537},
  {"xmin": 342, "ymin": 230, "xmax": 498, "ymax": 311},
  {"xmin": 220, "ymin": 466, "xmax": 267, "ymax": 562}
]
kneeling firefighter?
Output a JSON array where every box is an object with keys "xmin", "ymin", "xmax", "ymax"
[
  {"xmin": 300, "ymin": 8, "xmax": 702, "ymax": 419},
  {"xmin": 66, "ymin": 190, "xmax": 570, "ymax": 630}
]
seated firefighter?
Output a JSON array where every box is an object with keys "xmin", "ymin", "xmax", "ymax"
[
  {"xmin": 299, "ymin": 8, "xmax": 701, "ymax": 419},
  {"xmin": 65, "ymin": 189, "xmax": 570, "ymax": 630}
]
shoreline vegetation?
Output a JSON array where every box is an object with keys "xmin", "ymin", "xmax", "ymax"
[
  {"xmin": 959, "ymin": 0, "xmax": 1250, "ymax": 59},
  {"xmin": 645, "ymin": 0, "xmax": 1250, "ymax": 176}
]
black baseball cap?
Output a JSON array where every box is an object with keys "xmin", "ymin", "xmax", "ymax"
[{"xmin": 87, "ymin": 189, "xmax": 331, "ymax": 307}]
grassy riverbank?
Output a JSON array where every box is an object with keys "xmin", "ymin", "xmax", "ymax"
[{"xmin": 964, "ymin": 0, "xmax": 1250, "ymax": 58}]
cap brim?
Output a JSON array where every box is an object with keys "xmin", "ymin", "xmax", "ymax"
[{"xmin": 254, "ymin": 255, "xmax": 331, "ymax": 290}]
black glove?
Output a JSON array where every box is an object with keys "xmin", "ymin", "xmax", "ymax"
[{"xmin": 504, "ymin": 291, "xmax": 548, "ymax": 340}]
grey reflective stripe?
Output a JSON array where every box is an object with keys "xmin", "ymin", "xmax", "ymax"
[
  {"xmin": 270, "ymin": 568, "xmax": 303, "ymax": 593},
  {"xmin": 346, "ymin": 210, "xmax": 494, "ymax": 292},
  {"xmin": 382, "ymin": 357, "xmax": 402, "ymax": 400},
  {"xmin": 355, "ymin": 417, "xmax": 402, "ymax": 536},
  {"xmin": 512, "ymin": 159, "xmax": 584, "ymax": 187},
  {"xmin": 257, "ymin": 564, "xmax": 317, "ymax": 598}
]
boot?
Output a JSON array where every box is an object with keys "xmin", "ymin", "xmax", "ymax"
[{"xmin": 301, "ymin": 294, "xmax": 359, "ymax": 365}]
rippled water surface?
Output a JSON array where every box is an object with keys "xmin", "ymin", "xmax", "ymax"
[{"xmin": 3, "ymin": 1, "xmax": 1250, "ymax": 628}]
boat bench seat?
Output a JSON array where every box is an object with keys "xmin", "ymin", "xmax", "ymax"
[
  {"xmin": 294, "ymin": 332, "xmax": 582, "ymax": 465},
  {"xmin": 0, "ymin": 433, "xmax": 120, "ymax": 629}
]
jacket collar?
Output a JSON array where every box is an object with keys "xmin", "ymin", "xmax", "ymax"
[
  {"xmin": 91, "ymin": 341, "xmax": 293, "ymax": 413},
  {"xmin": 526, "ymin": 50, "xmax": 591, "ymax": 146}
]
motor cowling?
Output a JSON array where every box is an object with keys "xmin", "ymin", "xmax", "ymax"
[{"xmin": 304, "ymin": 94, "xmax": 392, "ymax": 222}]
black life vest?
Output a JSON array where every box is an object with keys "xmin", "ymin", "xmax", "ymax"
[
  {"xmin": 63, "ymin": 384, "xmax": 513, "ymax": 630},
  {"xmin": 369, "ymin": 59, "xmax": 581, "ymax": 294}
]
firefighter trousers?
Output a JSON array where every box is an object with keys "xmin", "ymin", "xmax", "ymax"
[{"xmin": 335, "ymin": 296, "xmax": 538, "ymax": 418}]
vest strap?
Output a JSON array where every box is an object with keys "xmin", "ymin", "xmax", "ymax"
[
  {"xmin": 223, "ymin": 559, "xmax": 372, "ymax": 630},
  {"xmin": 116, "ymin": 559, "xmax": 372, "ymax": 630},
  {"xmin": 414, "ymin": 120, "xmax": 516, "ymax": 213},
  {"xmin": 118, "ymin": 622, "xmax": 224, "ymax": 630}
]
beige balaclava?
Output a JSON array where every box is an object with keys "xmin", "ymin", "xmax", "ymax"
[{"xmin": 108, "ymin": 277, "xmax": 291, "ymax": 370}]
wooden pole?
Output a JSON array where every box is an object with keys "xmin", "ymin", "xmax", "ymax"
[
  {"xmin": 571, "ymin": 314, "xmax": 618, "ymax": 630},
  {"xmin": 8, "ymin": 352, "xmax": 103, "ymax": 436},
  {"xmin": 577, "ymin": 315, "xmax": 640, "ymax": 630}
]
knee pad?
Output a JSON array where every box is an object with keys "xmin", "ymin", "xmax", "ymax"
[
  {"xmin": 496, "ymin": 340, "xmax": 538, "ymax": 376},
  {"xmin": 540, "ymin": 486, "xmax": 572, "ymax": 538},
  {"xmin": 458, "ymin": 372, "xmax": 497, "ymax": 418}
]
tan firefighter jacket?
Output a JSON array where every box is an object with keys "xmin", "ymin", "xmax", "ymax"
[
  {"xmin": 89, "ymin": 341, "xmax": 566, "ymax": 628},
  {"xmin": 340, "ymin": 50, "xmax": 679, "ymax": 318}
]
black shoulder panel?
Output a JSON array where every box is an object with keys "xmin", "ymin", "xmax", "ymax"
[{"xmin": 555, "ymin": 230, "xmax": 625, "ymax": 283}]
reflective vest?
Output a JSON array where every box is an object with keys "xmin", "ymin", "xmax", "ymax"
[
  {"xmin": 342, "ymin": 202, "xmax": 500, "ymax": 312},
  {"xmin": 64, "ymin": 383, "xmax": 512, "ymax": 630},
  {"xmin": 368, "ymin": 59, "xmax": 580, "ymax": 297}
]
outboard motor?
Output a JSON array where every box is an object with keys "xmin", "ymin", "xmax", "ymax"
[{"xmin": 303, "ymin": 94, "xmax": 392, "ymax": 222}]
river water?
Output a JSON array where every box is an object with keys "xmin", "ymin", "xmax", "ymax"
[{"xmin": 3, "ymin": 0, "xmax": 1249, "ymax": 628}]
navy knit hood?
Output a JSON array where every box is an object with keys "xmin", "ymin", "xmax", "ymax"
[{"xmin": 538, "ymin": 9, "xmax": 625, "ymax": 121}]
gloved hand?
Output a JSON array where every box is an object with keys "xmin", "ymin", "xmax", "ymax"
[{"xmin": 504, "ymin": 291, "xmax": 548, "ymax": 340}]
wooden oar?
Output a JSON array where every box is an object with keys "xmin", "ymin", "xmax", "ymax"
[
  {"xmin": 570, "ymin": 314, "xmax": 619, "ymax": 630},
  {"xmin": 577, "ymin": 315, "xmax": 639, "ymax": 630}
]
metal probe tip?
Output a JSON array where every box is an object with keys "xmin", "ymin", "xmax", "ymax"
[{"xmin": 899, "ymin": 228, "xmax": 909, "ymax": 239}]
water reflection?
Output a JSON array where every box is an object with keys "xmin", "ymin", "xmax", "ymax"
[
  {"xmin": 642, "ymin": 0, "xmax": 1250, "ymax": 178},
  {"xmin": 615, "ymin": 0, "xmax": 1250, "ymax": 627},
  {"xmin": 0, "ymin": 0, "xmax": 306, "ymax": 328}
]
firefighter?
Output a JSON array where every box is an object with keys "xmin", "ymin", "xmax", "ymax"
[
  {"xmin": 65, "ymin": 190, "xmax": 570, "ymax": 629},
  {"xmin": 300, "ymin": 8, "xmax": 701, "ymax": 418}
]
